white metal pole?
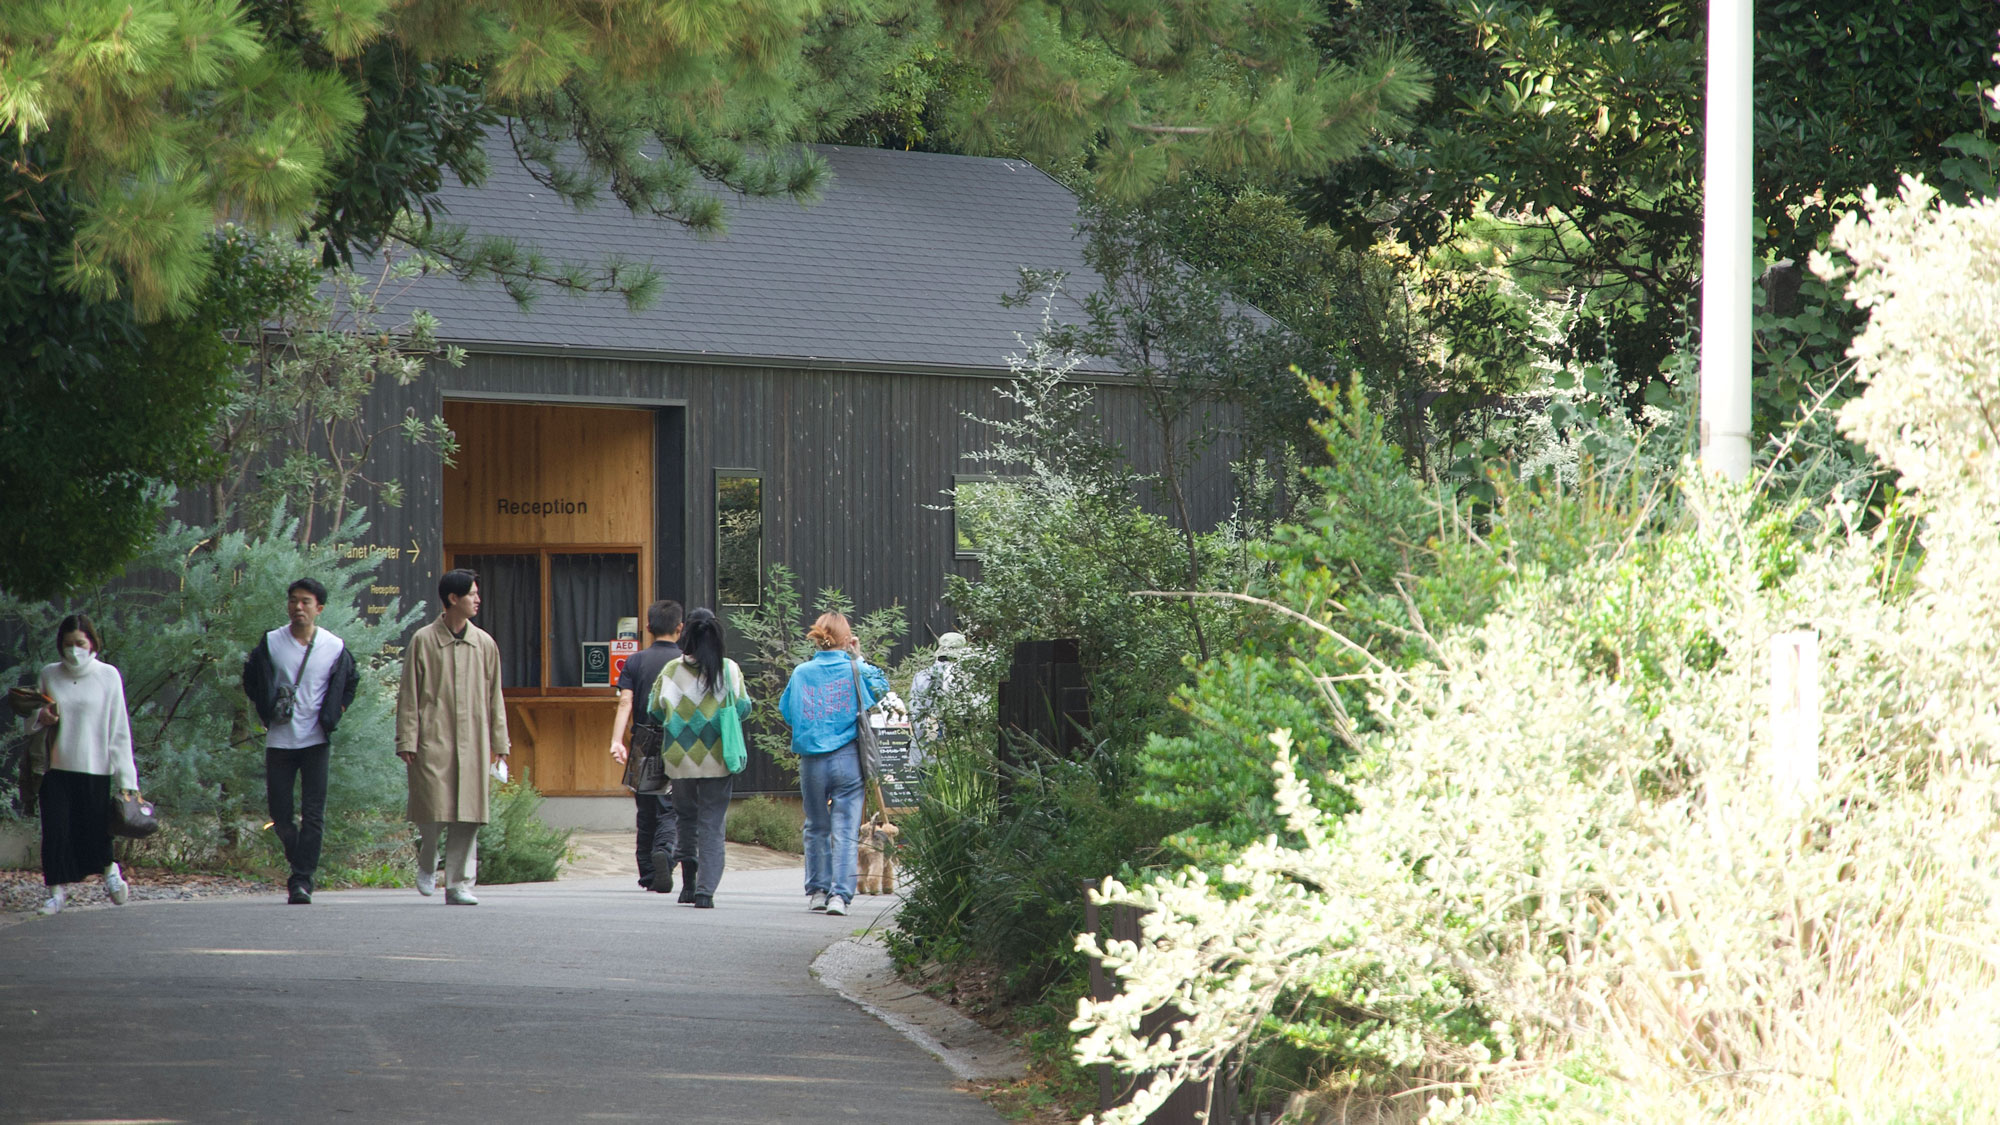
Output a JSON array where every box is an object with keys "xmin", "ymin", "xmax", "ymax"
[{"xmin": 1700, "ymin": 0, "xmax": 1754, "ymax": 481}]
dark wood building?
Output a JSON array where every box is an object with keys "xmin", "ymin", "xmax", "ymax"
[{"xmin": 348, "ymin": 142, "xmax": 1242, "ymax": 816}]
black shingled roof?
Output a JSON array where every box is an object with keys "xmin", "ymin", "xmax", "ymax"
[{"xmin": 385, "ymin": 140, "xmax": 1102, "ymax": 376}]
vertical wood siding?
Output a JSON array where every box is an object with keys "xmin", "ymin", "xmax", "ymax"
[{"xmin": 344, "ymin": 352, "xmax": 1243, "ymax": 794}]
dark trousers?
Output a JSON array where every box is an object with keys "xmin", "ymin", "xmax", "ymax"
[
  {"xmin": 669, "ymin": 775, "xmax": 733, "ymax": 897},
  {"xmin": 265, "ymin": 744, "xmax": 329, "ymax": 887},
  {"xmin": 634, "ymin": 792, "xmax": 679, "ymax": 887}
]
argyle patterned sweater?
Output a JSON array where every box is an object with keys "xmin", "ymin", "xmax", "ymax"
[{"xmin": 647, "ymin": 657, "xmax": 751, "ymax": 778}]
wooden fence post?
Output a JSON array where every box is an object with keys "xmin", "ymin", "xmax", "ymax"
[
  {"xmin": 1767, "ymin": 629, "xmax": 1820, "ymax": 814},
  {"xmin": 1084, "ymin": 880, "xmax": 1243, "ymax": 1125},
  {"xmin": 997, "ymin": 640, "xmax": 1092, "ymax": 771}
]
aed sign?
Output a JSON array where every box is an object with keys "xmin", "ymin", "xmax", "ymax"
[{"xmin": 609, "ymin": 639, "xmax": 640, "ymax": 685}]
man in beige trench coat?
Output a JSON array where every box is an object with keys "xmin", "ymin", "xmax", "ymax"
[{"xmin": 396, "ymin": 568, "xmax": 509, "ymax": 905}]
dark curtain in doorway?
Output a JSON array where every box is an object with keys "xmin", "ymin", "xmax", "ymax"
[
  {"xmin": 550, "ymin": 553, "xmax": 639, "ymax": 686},
  {"xmin": 453, "ymin": 553, "xmax": 541, "ymax": 688}
]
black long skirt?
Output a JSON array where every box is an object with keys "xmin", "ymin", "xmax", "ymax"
[{"xmin": 41, "ymin": 769, "xmax": 114, "ymax": 886}]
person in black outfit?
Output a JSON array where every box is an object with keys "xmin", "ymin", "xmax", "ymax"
[
  {"xmin": 608, "ymin": 600, "xmax": 687, "ymax": 895},
  {"xmin": 242, "ymin": 578, "xmax": 361, "ymax": 904}
]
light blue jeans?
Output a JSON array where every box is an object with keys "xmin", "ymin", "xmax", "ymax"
[{"xmin": 799, "ymin": 743, "xmax": 864, "ymax": 903}]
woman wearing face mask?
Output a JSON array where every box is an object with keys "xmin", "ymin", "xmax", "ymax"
[{"xmin": 28, "ymin": 614, "xmax": 139, "ymax": 916}]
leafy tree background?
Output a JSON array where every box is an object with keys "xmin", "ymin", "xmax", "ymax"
[
  {"xmin": 0, "ymin": 152, "xmax": 265, "ymax": 601},
  {"xmin": 0, "ymin": 513, "xmax": 420, "ymax": 880},
  {"xmin": 1335, "ymin": 0, "xmax": 2000, "ymax": 424}
]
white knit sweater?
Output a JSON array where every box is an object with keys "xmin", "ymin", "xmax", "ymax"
[{"xmin": 34, "ymin": 660, "xmax": 138, "ymax": 790}]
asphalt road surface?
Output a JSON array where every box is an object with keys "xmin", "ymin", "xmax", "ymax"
[{"xmin": 0, "ymin": 866, "xmax": 1007, "ymax": 1124}]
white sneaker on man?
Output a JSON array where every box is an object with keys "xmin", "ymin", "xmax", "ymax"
[
  {"xmin": 807, "ymin": 891, "xmax": 829, "ymax": 912},
  {"xmin": 104, "ymin": 866, "xmax": 129, "ymax": 905},
  {"xmin": 825, "ymin": 897, "xmax": 849, "ymax": 917},
  {"xmin": 416, "ymin": 870, "xmax": 436, "ymax": 897},
  {"xmin": 38, "ymin": 890, "xmax": 66, "ymax": 916},
  {"xmin": 445, "ymin": 887, "xmax": 479, "ymax": 906}
]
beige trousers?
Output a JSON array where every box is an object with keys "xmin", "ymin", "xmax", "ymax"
[{"xmin": 417, "ymin": 821, "xmax": 479, "ymax": 891}]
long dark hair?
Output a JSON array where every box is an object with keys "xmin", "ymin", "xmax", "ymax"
[
  {"xmin": 56, "ymin": 613, "xmax": 102, "ymax": 655},
  {"xmin": 680, "ymin": 608, "xmax": 727, "ymax": 694}
]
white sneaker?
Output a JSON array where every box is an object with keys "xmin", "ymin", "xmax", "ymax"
[
  {"xmin": 824, "ymin": 897, "xmax": 848, "ymax": 917},
  {"xmin": 445, "ymin": 887, "xmax": 479, "ymax": 906},
  {"xmin": 807, "ymin": 891, "xmax": 829, "ymax": 912},
  {"xmin": 104, "ymin": 867, "xmax": 129, "ymax": 905},
  {"xmin": 38, "ymin": 889, "xmax": 66, "ymax": 916},
  {"xmin": 416, "ymin": 870, "xmax": 436, "ymax": 897}
]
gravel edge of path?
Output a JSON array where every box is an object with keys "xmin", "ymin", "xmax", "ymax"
[{"xmin": 0, "ymin": 868, "xmax": 280, "ymax": 928}]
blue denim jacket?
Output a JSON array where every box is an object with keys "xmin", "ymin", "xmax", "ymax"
[{"xmin": 778, "ymin": 651, "xmax": 886, "ymax": 756}]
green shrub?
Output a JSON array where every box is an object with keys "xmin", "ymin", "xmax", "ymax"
[
  {"xmin": 981, "ymin": 746, "xmax": 1183, "ymax": 1000},
  {"xmin": 332, "ymin": 859, "xmax": 415, "ymax": 889},
  {"xmin": 885, "ymin": 756, "xmax": 989, "ymax": 967},
  {"xmin": 473, "ymin": 779, "xmax": 572, "ymax": 884},
  {"xmin": 891, "ymin": 336, "xmax": 1256, "ymax": 1002},
  {"xmin": 889, "ymin": 624, "xmax": 1201, "ymax": 1003},
  {"xmin": 725, "ymin": 796, "xmax": 803, "ymax": 853}
]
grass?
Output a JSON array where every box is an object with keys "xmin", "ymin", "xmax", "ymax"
[
  {"xmin": 726, "ymin": 796, "xmax": 804, "ymax": 853},
  {"xmin": 323, "ymin": 859, "xmax": 414, "ymax": 888}
]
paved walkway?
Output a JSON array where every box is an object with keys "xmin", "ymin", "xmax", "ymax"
[
  {"xmin": 558, "ymin": 831, "xmax": 804, "ymax": 882},
  {"xmin": 0, "ymin": 855, "xmax": 1006, "ymax": 1124}
]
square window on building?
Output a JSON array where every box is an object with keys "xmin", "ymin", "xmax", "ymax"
[{"xmin": 953, "ymin": 476, "xmax": 1019, "ymax": 557}]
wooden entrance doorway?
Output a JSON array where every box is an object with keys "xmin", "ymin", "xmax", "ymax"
[{"xmin": 443, "ymin": 399, "xmax": 666, "ymax": 797}]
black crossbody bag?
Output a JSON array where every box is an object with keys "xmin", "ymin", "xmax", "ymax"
[
  {"xmin": 624, "ymin": 724, "xmax": 667, "ymax": 793},
  {"xmin": 621, "ymin": 648, "xmax": 669, "ymax": 793}
]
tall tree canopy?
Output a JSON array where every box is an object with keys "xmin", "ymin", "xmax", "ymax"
[
  {"xmin": 1302, "ymin": 0, "xmax": 2000, "ymax": 397},
  {"xmin": 0, "ymin": 149, "xmax": 269, "ymax": 600},
  {"xmin": 0, "ymin": 0, "xmax": 1432, "ymax": 318}
]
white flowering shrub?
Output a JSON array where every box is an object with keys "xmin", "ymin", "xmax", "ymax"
[
  {"xmin": 1072, "ymin": 178, "xmax": 2000, "ymax": 1124},
  {"xmin": 1495, "ymin": 288, "xmax": 1689, "ymax": 489}
]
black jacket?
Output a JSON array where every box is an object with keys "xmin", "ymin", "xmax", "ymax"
[{"xmin": 242, "ymin": 632, "xmax": 362, "ymax": 736}]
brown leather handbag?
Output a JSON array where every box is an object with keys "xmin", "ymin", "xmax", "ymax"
[{"xmin": 7, "ymin": 688, "xmax": 52, "ymax": 815}]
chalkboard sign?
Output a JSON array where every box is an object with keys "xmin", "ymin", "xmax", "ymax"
[{"xmin": 874, "ymin": 724, "xmax": 919, "ymax": 811}]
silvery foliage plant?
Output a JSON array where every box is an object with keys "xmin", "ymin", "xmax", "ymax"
[{"xmin": 1071, "ymin": 171, "xmax": 2000, "ymax": 1122}]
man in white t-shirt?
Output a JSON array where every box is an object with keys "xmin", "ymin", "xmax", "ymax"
[{"xmin": 242, "ymin": 578, "xmax": 360, "ymax": 905}]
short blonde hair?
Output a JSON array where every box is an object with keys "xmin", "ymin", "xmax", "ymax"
[{"xmin": 807, "ymin": 611, "xmax": 853, "ymax": 650}]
